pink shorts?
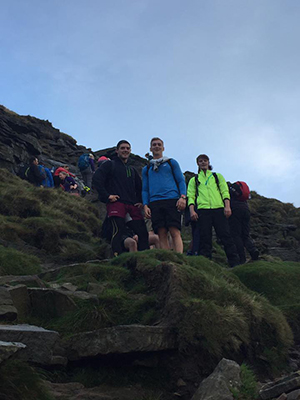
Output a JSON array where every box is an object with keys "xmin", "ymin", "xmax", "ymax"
[{"xmin": 106, "ymin": 202, "xmax": 143, "ymax": 220}]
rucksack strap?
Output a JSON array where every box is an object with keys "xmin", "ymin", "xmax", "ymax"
[
  {"xmin": 194, "ymin": 172, "xmax": 223, "ymax": 206},
  {"xmin": 146, "ymin": 159, "xmax": 179, "ymax": 191}
]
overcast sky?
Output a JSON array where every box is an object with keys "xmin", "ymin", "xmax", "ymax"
[{"xmin": 1, "ymin": 0, "xmax": 299, "ymax": 206}]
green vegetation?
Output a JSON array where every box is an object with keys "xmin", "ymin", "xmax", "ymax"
[
  {"xmin": 232, "ymin": 364, "xmax": 258, "ymax": 400},
  {"xmin": 0, "ymin": 169, "xmax": 107, "ymax": 264},
  {"xmin": 0, "ymin": 360, "xmax": 53, "ymax": 400},
  {"xmin": 233, "ymin": 261, "xmax": 300, "ymax": 340},
  {"xmin": 0, "ymin": 245, "xmax": 41, "ymax": 275}
]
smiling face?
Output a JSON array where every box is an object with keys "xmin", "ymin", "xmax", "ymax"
[
  {"xmin": 116, "ymin": 142, "xmax": 131, "ymax": 162},
  {"xmin": 150, "ymin": 138, "xmax": 164, "ymax": 159},
  {"xmin": 197, "ymin": 157, "xmax": 209, "ymax": 171}
]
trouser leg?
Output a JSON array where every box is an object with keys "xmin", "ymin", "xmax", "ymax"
[
  {"xmin": 229, "ymin": 210, "xmax": 246, "ymax": 264},
  {"xmin": 191, "ymin": 221, "xmax": 200, "ymax": 255},
  {"xmin": 198, "ymin": 210, "xmax": 213, "ymax": 259},
  {"xmin": 127, "ymin": 219, "xmax": 150, "ymax": 251},
  {"xmin": 109, "ymin": 217, "xmax": 126, "ymax": 256},
  {"xmin": 241, "ymin": 209, "xmax": 259, "ymax": 259},
  {"xmin": 213, "ymin": 209, "xmax": 240, "ymax": 267}
]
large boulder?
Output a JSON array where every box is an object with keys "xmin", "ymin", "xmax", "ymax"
[
  {"xmin": 7, "ymin": 284, "xmax": 31, "ymax": 319},
  {"xmin": 0, "ymin": 324, "xmax": 64, "ymax": 365},
  {"xmin": 0, "ymin": 340, "xmax": 26, "ymax": 364},
  {"xmin": 191, "ymin": 358, "xmax": 241, "ymax": 400},
  {"xmin": 0, "ymin": 287, "xmax": 17, "ymax": 321},
  {"xmin": 66, "ymin": 325, "xmax": 178, "ymax": 361},
  {"xmin": 259, "ymin": 371, "xmax": 300, "ymax": 400}
]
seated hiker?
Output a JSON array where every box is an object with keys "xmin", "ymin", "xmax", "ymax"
[
  {"xmin": 27, "ymin": 157, "xmax": 46, "ymax": 187},
  {"xmin": 228, "ymin": 181, "xmax": 259, "ymax": 264},
  {"xmin": 58, "ymin": 171, "xmax": 78, "ymax": 194},
  {"xmin": 53, "ymin": 165, "xmax": 75, "ymax": 188},
  {"xmin": 187, "ymin": 154, "xmax": 240, "ymax": 268},
  {"xmin": 122, "ymin": 226, "xmax": 139, "ymax": 253}
]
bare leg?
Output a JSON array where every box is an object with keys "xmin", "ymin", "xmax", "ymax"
[
  {"xmin": 149, "ymin": 231, "xmax": 160, "ymax": 249},
  {"xmin": 124, "ymin": 237, "xmax": 138, "ymax": 252},
  {"xmin": 169, "ymin": 227, "xmax": 183, "ymax": 253},
  {"xmin": 157, "ymin": 227, "xmax": 170, "ymax": 249}
]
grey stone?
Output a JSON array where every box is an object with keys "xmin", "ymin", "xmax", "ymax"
[
  {"xmin": 191, "ymin": 358, "xmax": 241, "ymax": 400},
  {"xmin": 0, "ymin": 288, "xmax": 18, "ymax": 320},
  {"xmin": 0, "ymin": 340, "xmax": 26, "ymax": 364},
  {"xmin": 65, "ymin": 325, "xmax": 178, "ymax": 361},
  {"xmin": 8, "ymin": 284, "xmax": 30, "ymax": 319},
  {"xmin": 61, "ymin": 283, "xmax": 78, "ymax": 292},
  {"xmin": 287, "ymin": 389, "xmax": 300, "ymax": 400},
  {"xmin": 87, "ymin": 282, "xmax": 106, "ymax": 295},
  {"xmin": 0, "ymin": 275, "xmax": 46, "ymax": 288},
  {"xmin": 260, "ymin": 372, "xmax": 300, "ymax": 400},
  {"xmin": 68, "ymin": 290, "xmax": 99, "ymax": 304},
  {"xmin": 0, "ymin": 305, "xmax": 18, "ymax": 321},
  {"xmin": 28, "ymin": 288, "xmax": 77, "ymax": 318},
  {"xmin": 0, "ymin": 324, "xmax": 60, "ymax": 365}
]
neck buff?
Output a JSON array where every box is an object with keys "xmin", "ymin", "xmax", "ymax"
[{"xmin": 150, "ymin": 156, "xmax": 170, "ymax": 172}]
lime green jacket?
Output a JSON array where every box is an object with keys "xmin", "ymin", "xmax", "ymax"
[{"xmin": 187, "ymin": 170, "xmax": 230, "ymax": 209}]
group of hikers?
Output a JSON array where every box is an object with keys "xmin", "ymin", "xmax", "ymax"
[
  {"xmin": 20, "ymin": 138, "xmax": 259, "ymax": 266},
  {"xmin": 92, "ymin": 138, "xmax": 259, "ymax": 267}
]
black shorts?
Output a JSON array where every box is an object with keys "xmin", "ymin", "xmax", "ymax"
[{"xmin": 149, "ymin": 199, "xmax": 182, "ymax": 233}]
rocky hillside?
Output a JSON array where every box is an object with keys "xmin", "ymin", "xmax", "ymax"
[{"xmin": 1, "ymin": 104, "xmax": 299, "ymax": 262}]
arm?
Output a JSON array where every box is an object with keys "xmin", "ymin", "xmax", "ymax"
[
  {"xmin": 133, "ymin": 167, "xmax": 143, "ymax": 205},
  {"xmin": 142, "ymin": 167, "xmax": 151, "ymax": 218},
  {"xmin": 217, "ymin": 173, "xmax": 231, "ymax": 218},
  {"xmin": 187, "ymin": 177, "xmax": 198, "ymax": 220},
  {"xmin": 92, "ymin": 161, "xmax": 114, "ymax": 203},
  {"xmin": 170, "ymin": 159, "xmax": 187, "ymax": 211}
]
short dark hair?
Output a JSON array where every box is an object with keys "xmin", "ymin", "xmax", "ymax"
[
  {"xmin": 150, "ymin": 137, "xmax": 164, "ymax": 146},
  {"xmin": 116, "ymin": 140, "xmax": 131, "ymax": 149},
  {"xmin": 29, "ymin": 156, "xmax": 38, "ymax": 164},
  {"xmin": 196, "ymin": 154, "xmax": 213, "ymax": 171}
]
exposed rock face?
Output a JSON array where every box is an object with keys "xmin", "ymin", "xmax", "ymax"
[
  {"xmin": 0, "ymin": 287, "xmax": 18, "ymax": 321},
  {"xmin": 0, "ymin": 324, "xmax": 64, "ymax": 365},
  {"xmin": 0, "ymin": 340, "xmax": 26, "ymax": 364},
  {"xmin": 191, "ymin": 358, "xmax": 241, "ymax": 400},
  {"xmin": 260, "ymin": 371, "xmax": 300, "ymax": 400},
  {"xmin": 65, "ymin": 325, "xmax": 178, "ymax": 361},
  {"xmin": 1, "ymin": 104, "xmax": 300, "ymax": 261}
]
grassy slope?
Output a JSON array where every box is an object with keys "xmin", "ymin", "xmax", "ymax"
[
  {"xmin": 0, "ymin": 169, "xmax": 299, "ymax": 389},
  {"xmin": 233, "ymin": 260, "xmax": 300, "ymax": 340}
]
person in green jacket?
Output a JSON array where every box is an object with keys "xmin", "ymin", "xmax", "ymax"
[{"xmin": 187, "ymin": 154, "xmax": 240, "ymax": 267}]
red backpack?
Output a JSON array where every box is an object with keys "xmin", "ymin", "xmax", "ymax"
[{"xmin": 230, "ymin": 181, "xmax": 250, "ymax": 201}]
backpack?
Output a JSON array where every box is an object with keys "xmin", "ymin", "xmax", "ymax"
[
  {"xmin": 17, "ymin": 163, "xmax": 30, "ymax": 180},
  {"xmin": 41, "ymin": 167, "xmax": 54, "ymax": 188},
  {"xmin": 229, "ymin": 181, "xmax": 250, "ymax": 202},
  {"xmin": 78, "ymin": 154, "xmax": 90, "ymax": 171}
]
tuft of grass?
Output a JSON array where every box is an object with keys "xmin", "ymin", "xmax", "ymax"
[
  {"xmin": 233, "ymin": 260, "xmax": 300, "ymax": 340},
  {"xmin": 0, "ymin": 360, "xmax": 53, "ymax": 400},
  {"xmin": 232, "ymin": 363, "xmax": 258, "ymax": 400},
  {"xmin": 0, "ymin": 245, "xmax": 41, "ymax": 275}
]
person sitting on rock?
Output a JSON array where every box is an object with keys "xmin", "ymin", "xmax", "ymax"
[
  {"xmin": 58, "ymin": 171, "xmax": 78, "ymax": 194},
  {"xmin": 53, "ymin": 165, "xmax": 75, "ymax": 188}
]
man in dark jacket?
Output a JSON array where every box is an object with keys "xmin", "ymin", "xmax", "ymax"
[
  {"xmin": 27, "ymin": 157, "xmax": 45, "ymax": 187},
  {"xmin": 92, "ymin": 140, "xmax": 149, "ymax": 255},
  {"xmin": 228, "ymin": 182, "xmax": 259, "ymax": 264}
]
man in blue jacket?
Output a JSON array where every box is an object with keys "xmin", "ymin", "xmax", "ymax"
[{"xmin": 142, "ymin": 137, "xmax": 187, "ymax": 253}]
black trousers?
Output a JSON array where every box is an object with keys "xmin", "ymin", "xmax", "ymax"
[
  {"xmin": 229, "ymin": 208, "xmax": 258, "ymax": 264},
  {"xmin": 109, "ymin": 217, "xmax": 149, "ymax": 256},
  {"xmin": 197, "ymin": 208, "xmax": 239, "ymax": 267}
]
